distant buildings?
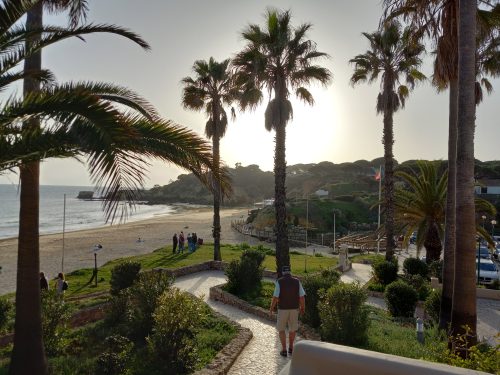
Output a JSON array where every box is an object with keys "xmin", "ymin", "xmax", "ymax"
[{"xmin": 475, "ymin": 179, "xmax": 500, "ymax": 195}]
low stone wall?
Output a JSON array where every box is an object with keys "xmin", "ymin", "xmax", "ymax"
[
  {"xmin": 210, "ymin": 283, "xmax": 321, "ymax": 341},
  {"xmin": 431, "ymin": 277, "xmax": 500, "ymax": 300},
  {"xmin": 195, "ymin": 310, "xmax": 253, "ymax": 375}
]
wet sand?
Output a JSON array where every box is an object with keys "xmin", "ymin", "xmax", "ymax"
[{"xmin": 0, "ymin": 207, "xmax": 256, "ymax": 294}]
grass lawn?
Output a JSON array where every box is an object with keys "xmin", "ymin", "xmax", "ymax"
[
  {"xmin": 62, "ymin": 243, "xmax": 337, "ymax": 300},
  {"xmin": 350, "ymin": 253, "xmax": 384, "ymax": 264}
]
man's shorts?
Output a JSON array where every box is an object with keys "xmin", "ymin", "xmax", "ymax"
[{"xmin": 277, "ymin": 309, "xmax": 299, "ymax": 331}]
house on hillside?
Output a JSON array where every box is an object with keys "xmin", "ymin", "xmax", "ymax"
[
  {"xmin": 475, "ymin": 179, "xmax": 500, "ymax": 195},
  {"xmin": 315, "ymin": 189, "xmax": 329, "ymax": 198}
]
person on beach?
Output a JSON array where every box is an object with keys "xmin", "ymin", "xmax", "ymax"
[
  {"xmin": 55, "ymin": 272, "xmax": 67, "ymax": 295},
  {"xmin": 179, "ymin": 231, "xmax": 185, "ymax": 253},
  {"xmin": 192, "ymin": 232, "xmax": 198, "ymax": 250},
  {"xmin": 40, "ymin": 272, "xmax": 49, "ymax": 291},
  {"xmin": 172, "ymin": 233, "xmax": 178, "ymax": 254},
  {"xmin": 187, "ymin": 233, "xmax": 193, "ymax": 252},
  {"xmin": 269, "ymin": 266, "xmax": 306, "ymax": 357}
]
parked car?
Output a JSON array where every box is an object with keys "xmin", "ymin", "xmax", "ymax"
[
  {"xmin": 476, "ymin": 246, "xmax": 491, "ymax": 260},
  {"xmin": 476, "ymin": 259, "xmax": 500, "ymax": 285}
]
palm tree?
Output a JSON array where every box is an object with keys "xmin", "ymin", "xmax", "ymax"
[
  {"xmin": 394, "ymin": 161, "xmax": 495, "ymax": 263},
  {"xmin": 181, "ymin": 58, "xmax": 237, "ymax": 261},
  {"xmin": 2, "ymin": 2, "xmax": 214, "ymax": 373},
  {"xmin": 452, "ymin": 0, "xmax": 478, "ymax": 344},
  {"xmin": 383, "ymin": 0, "xmax": 500, "ymax": 332},
  {"xmin": 350, "ymin": 21, "xmax": 425, "ymax": 261},
  {"xmin": 233, "ymin": 9, "xmax": 331, "ymax": 275}
]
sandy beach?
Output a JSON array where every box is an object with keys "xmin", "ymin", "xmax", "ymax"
[{"xmin": 0, "ymin": 207, "xmax": 259, "ymax": 295}]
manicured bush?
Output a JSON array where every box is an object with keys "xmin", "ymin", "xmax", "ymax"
[
  {"xmin": 301, "ymin": 269, "xmax": 340, "ymax": 328},
  {"xmin": 126, "ymin": 270, "xmax": 173, "ymax": 339},
  {"xmin": 110, "ymin": 261, "xmax": 141, "ymax": 296},
  {"xmin": 385, "ymin": 280, "xmax": 418, "ymax": 318},
  {"xmin": 429, "ymin": 259, "xmax": 443, "ymax": 282},
  {"xmin": 372, "ymin": 257, "xmax": 398, "ymax": 285},
  {"xmin": 402, "ymin": 274, "xmax": 431, "ymax": 301},
  {"xmin": 95, "ymin": 335, "xmax": 133, "ymax": 375},
  {"xmin": 319, "ymin": 282, "xmax": 370, "ymax": 346},
  {"xmin": 424, "ymin": 289, "xmax": 441, "ymax": 323},
  {"xmin": 225, "ymin": 249, "xmax": 265, "ymax": 296},
  {"xmin": 148, "ymin": 288, "xmax": 206, "ymax": 374},
  {"xmin": 42, "ymin": 290, "xmax": 72, "ymax": 356},
  {"xmin": 403, "ymin": 257, "xmax": 429, "ymax": 278},
  {"xmin": 0, "ymin": 299, "xmax": 13, "ymax": 333}
]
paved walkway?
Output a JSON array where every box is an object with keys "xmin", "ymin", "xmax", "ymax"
[
  {"xmin": 174, "ymin": 271, "xmax": 291, "ymax": 375},
  {"xmin": 175, "ymin": 262, "xmax": 499, "ymax": 373}
]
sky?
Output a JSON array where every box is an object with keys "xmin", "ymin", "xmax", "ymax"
[{"xmin": 1, "ymin": 0, "xmax": 499, "ymax": 187}]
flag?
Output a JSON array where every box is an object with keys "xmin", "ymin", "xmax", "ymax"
[{"xmin": 371, "ymin": 166, "xmax": 382, "ymax": 181}]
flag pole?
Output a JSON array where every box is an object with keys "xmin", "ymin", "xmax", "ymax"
[
  {"xmin": 61, "ymin": 193, "xmax": 66, "ymax": 273},
  {"xmin": 377, "ymin": 165, "xmax": 382, "ymax": 254}
]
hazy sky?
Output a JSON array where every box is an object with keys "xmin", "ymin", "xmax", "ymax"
[{"xmin": 1, "ymin": 0, "xmax": 499, "ymax": 187}]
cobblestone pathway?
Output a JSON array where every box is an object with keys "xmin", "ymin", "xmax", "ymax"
[{"xmin": 174, "ymin": 271, "xmax": 291, "ymax": 375}]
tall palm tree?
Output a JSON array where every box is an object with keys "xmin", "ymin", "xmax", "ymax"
[
  {"xmin": 3, "ymin": 2, "xmax": 212, "ymax": 373},
  {"xmin": 181, "ymin": 57, "xmax": 237, "ymax": 261},
  {"xmin": 394, "ymin": 161, "xmax": 495, "ymax": 263},
  {"xmin": 452, "ymin": 0, "xmax": 478, "ymax": 344},
  {"xmin": 233, "ymin": 9, "xmax": 331, "ymax": 275},
  {"xmin": 350, "ymin": 21, "xmax": 426, "ymax": 261},
  {"xmin": 383, "ymin": 0, "xmax": 500, "ymax": 331}
]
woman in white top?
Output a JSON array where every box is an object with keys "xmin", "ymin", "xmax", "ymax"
[{"xmin": 56, "ymin": 272, "xmax": 66, "ymax": 295}]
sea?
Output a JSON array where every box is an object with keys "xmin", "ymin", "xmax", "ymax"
[{"xmin": 0, "ymin": 184, "xmax": 175, "ymax": 240}]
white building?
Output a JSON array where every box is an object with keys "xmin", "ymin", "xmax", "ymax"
[{"xmin": 475, "ymin": 179, "xmax": 500, "ymax": 195}]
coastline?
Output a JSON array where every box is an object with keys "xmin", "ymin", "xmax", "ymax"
[{"xmin": 0, "ymin": 206, "xmax": 260, "ymax": 295}]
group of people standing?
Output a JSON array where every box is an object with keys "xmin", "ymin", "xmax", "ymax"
[
  {"xmin": 40, "ymin": 271, "xmax": 68, "ymax": 295},
  {"xmin": 172, "ymin": 231, "xmax": 199, "ymax": 254}
]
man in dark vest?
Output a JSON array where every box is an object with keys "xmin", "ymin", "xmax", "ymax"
[
  {"xmin": 269, "ymin": 266, "xmax": 306, "ymax": 357},
  {"xmin": 172, "ymin": 233, "xmax": 178, "ymax": 254}
]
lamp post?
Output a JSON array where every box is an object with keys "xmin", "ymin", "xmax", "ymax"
[
  {"xmin": 477, "ymin": 237, "xmax": 481, "ymax": 285},
  {"xmin": 481, "ymin": 215, "xmax": 486, "ymax": 229},
  {"xmin": 491, "ymin": 219, "xmax": 497, "ymax": 237}
]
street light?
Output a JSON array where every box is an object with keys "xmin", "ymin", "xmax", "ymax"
[
  {"xmin": 481, "ymin": 215, "xmax": 486, "ymax": 229},
  {"xmin": 491, "ymin": 219, "xmax": 497, "ymax": 237}
]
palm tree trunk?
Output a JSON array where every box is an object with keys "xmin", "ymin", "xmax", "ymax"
[
  {"xmin": 424, "ymin": 222, "xmax": 443, "ymax": 263},
  {"xmin": 212, "ymin": 131, "xmax": 222, "ymax": 261},
  {"xmin": 440, "ymin": 78, "xmax": 458, "ymax": 330},
  {"xmin": 9, "ymin": 3, "xmax": 48, "ymax": 375},
  {"xmin": 274, "ymin": 121, "xmax": 290, "ymax": 277},
  {"xmin": 451, "ymin": 0, "xmax": 477, "ymax": 347},
  {"xmin": 382, "ymin": 81, "xmax": 396, "ymax": 261}
]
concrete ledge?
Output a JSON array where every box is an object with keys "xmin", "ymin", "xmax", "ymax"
[
  {"xmin": 279, "ymin": 340, "xmax": 491, "ymax": 375},
  {"xmin": 431, "ymin": 278, "xmax": 500, "ymax": 300}
]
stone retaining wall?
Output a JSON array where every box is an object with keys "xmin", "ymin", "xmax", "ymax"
[{"xmin": 210, "ymin": 283, "xmax": 321, "ymax": 341}]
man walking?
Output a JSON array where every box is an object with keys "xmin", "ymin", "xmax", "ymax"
[{"xmin": 270, "ymin": 266, "xmax": 306, "ymax": 357}]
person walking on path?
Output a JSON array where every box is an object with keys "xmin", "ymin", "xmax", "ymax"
[
  {"xmin": 39, "ymin": 272, "xmax": 49, "ymax": 291},
  {"xmin": 269, "ymin": 266, "xmax": 306, "ymax": 357},
  {"xmin": 179, "ymin": 231, "xmax": 185, "ymax": 253},
  {"xmin": 172, "ymin": 233, "xmax": 178, "ymax": 254}
]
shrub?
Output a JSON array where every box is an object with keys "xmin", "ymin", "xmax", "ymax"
[
  {"xmin": 429, "ymin": 260, "xmax": 443, "ymax": 282},
  {"xmin": 225, "ymin": 249, "xmax": 265, "ymax": 296},
  {"xmin": 105, "ymin": 292, "xmax": 129, "ymax": 326},
  {"xmin": 301, "ymin": 269, "xmax": 340, "ymax": 328},
  {"xmin": 372, "ymin": 257, "xmax": 398, "ymax": 285},
  {"xmin": 385, "ymin": 280, "xmax": 418, "ymax": 318},
  {"xmin": 402, "ymin": 274, "xmax": 431, "ymax": 301},
  {"xmin": 367, "ymin": 282, "xmax": 385, "ymax": 293},
  {"xmin": 319, "ymin": 282, "xmax": 370, "ymax": 346},
  {"xmin": 124, "ymin": 270, "xmax": 173, "ymax": 339},
  {"xmin": 42, "ymin": 290, "xmax": 72, "ymax": 356},
  {"xmin": 424, "ymin": 289, "xmax": 441, "ymax": 323},
  {"xmin": 110, "ymin": 261, "xmax": 141, "ymax": 296},
  {"xmin": 403, "ymin": 258, "xmax": 429, "ymax": 278},
  {"xmin": 148, "ymin": 288, "xmax": 206, "ymax": 374},
  {"xmin": 0, "ymin": 299, "xmax": 13, "ymax": 333},
  {"xmin": 95, "ymin": 335, "xmax": 133, "ymax": 375}
]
